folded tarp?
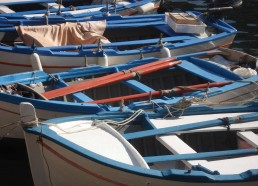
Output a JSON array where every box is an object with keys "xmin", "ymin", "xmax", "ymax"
[{"xmin": 15, "ymin": 20, "xmax": 109, "ymax": 47}]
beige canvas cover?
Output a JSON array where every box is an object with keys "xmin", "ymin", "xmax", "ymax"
[{"xmin": 15, "ymin": 20, "xmax": 110, "ymax": 47}]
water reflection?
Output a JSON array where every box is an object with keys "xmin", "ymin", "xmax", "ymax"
[{"xmin": 170, "ymin": 0, "xmax": 258, "ymax": 56}]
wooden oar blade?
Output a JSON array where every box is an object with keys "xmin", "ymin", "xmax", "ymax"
[
  {"xmin": 87, "ymin": 81, "xmax": 233, "ymax": 104},
  {"xmin": 42, "ymin": 58, "xmax": 180, "ymax": 99}
]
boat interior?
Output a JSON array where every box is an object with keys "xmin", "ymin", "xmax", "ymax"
[
  {"xmin": 43, "ymin": 110, "xmax": 258, "ymax": 175},
  {"xmin": 0, "ymin": 48, "xmax": 257, "ymax": 108},
  {"xmin": 0, "ymin": 0, "xmax": 101, "ymax": 14},
  {"xmin": 0, "ymin": 21, "xmax": 176, "ymax": 50},
  {"xmin": 200, "ymin": 48, "xmax": 258, "ymax": 71},
  {"xmin": 0, "ymin": 12, "xmax": 226, "ymax": 51},
  {"xmin": 123, "ymin": 114, "xmax": 258, "ymax": 173},
  {"xmin": 0, "ymin": 66, "xmax": 207, "ymax": 107}
]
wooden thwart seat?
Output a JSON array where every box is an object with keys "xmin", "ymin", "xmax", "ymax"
[
  {"xmin": 151, "ymin": 116, "xmax": 258, "ymax": 173},
  {"xmin": 0, "ymin": 6, "xmax": 15, "ymax": 14},
  {"xmin": 156, "ymin": 135, "xmax": 208, "ymax": 169},
  {"xmin": 199, "ymin": 155, "xmax": 258, "ymax": 174},
  {"xmin": 237, "ymin": 131, "xmax": 258, "ymax": 148},
  {"xmin": 156, "ymin": 133, "xmax": 258, "ymax": 174}
]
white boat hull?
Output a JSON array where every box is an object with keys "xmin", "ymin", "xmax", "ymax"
[
  {"xmin": 1, "ymin": 57, "xmax": 257, "ymax": 139},
  {"xmin": 0, "ymin": 100, "xmax": 82, "ymax": 139},
  {"xmin": 24, "ymin": 132, "xmax": 258, "ymax": 186},
  {"xmin": 0, "ymin": 34, "xmax": 235, "ymax": 75},
  {"xmin": 0, "ymin": 0, "xmax": 157, "ymax": 17}
]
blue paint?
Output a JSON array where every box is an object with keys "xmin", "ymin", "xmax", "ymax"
[
  {"xmin": 0, "ymin": 0, "xmax": 156, "ymax": 19},
  {"xmin": 23, "ymin": 109, "xmax": 258, "ymax": 182},
  {"xmin": 144, "ymin": 148, "xmax": 258, "ymax": 163},
  {"xmin": 0, "ymin": 11, "xmax": 237, "ymax": 59}
]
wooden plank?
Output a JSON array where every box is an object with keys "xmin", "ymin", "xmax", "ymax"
[
  {"xmin": 156, "ymin": 135, "xmax": 207, "ymax": 168},
  {"xmin": 0, "ymin": 5, "xmax": 15, "ymax": 13},
  {"xmin": 237, "ymin": 131, "xmax": 258, "ymax": 148},
  {"xmin": 177, "ymin": 60, "xmax": 233, "ymax": 82},
  {"xmin": 199, "ymin": 155, "xmax": 258, "ymax": 174}
]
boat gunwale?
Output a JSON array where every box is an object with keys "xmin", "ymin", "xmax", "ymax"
[
  {"xmin": 0, "ymin": 53, "xmax": 256, "ymax": 114},
  {"xmin": 23, "ymin": 111, "xmax": 258, "ymax": 182},
  {"xmin": 0, "ymin": 12, "xmax": 237, "ymax": 57}
]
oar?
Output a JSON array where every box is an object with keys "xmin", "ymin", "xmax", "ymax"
[
  {"xmin": 123, "ymin": 112, "xmax": 258, "ymax": 140},
  {"xmin": 86, "ymin": 81, "xmax": 233, "ymax": 104},
  {"xmin": 42, "ymin": 58, "xmax": 181, "ymax": 99},
  {"xmin": 144, "ymin": 148, "xmax": 258, "ymax": 163}
]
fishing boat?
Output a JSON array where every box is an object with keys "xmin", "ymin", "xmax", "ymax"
[
  {"xmin": 0, "ymin": 49, "xmax": 257, "ymax": 139},
  {"xmin": 20, "ymin": 100, "xmax": 258, "ymax": 186},
  {"xmin": 196, "ymin": 47, "xmax": 258, "ymax": 78},
  {"xmin": 0, "ymin": 11, "xmax": 237, "ymax": 75},
  {"xmin": 0, "ymin": 0, "xmax": 159, "ymax": 18}
]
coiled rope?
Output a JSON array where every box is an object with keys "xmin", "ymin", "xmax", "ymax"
[
  {"xmin": 162, "ymin": 80, "xmax": 258, "ymax": 118},
  {"xmin": 40, "ymin": 109, "xmax": 144, "ymax": 134},
  {"xmin": 163, "ymin": 95, "xmax": 208, "ymax": 118}
]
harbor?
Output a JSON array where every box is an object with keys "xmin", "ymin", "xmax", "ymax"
[{"xmin": 0, "ymin": 0, "xmax": 257, "ymax": 185}]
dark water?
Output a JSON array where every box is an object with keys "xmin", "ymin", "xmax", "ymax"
[
  {"xmin": 0, "ymin": 139, "xmax": 34, "ymax": 186},
  {"xmin": 0, "ymin": 1, "xmax": 257, "ymax": 186}
]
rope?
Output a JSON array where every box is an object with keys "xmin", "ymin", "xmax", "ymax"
[
  {"xmin": 48, "ymin": 74, "xmax": 59, "ymax": 88},
  {"xmin": 162, "ymin": 80, "xmax": 258, "ymax": 117},
  {"xmin": 0, "ymin": 121, "xmax": 21, "ymax": 141},
  {"xmin": 162, "ymin": 82, "xmax": 209, "ymax": 118},
  {"xmin": 0, "ymin": 109, "xmax": 39, "ymax": 140},
  {"xmin": 119, "ymin": 99, "xmax": 125, "ymax": 111},
  {"xmin": 40, "ymin": 109, "xmax": 144, "ymax": 134},
  {"xmin": 134, "ymin": 71, "xmax": 142, "ymax": 80},
  {"xmin": 163, "ymin": 94, "xmax": 208, "ymax": 118},
  {"xmin": 144, "ymin": 84, "xmax": 210, "ymax": 114},
  {"xmin": 48, "ymin": 74, "xmax": 59, "ymax": 82},
  {"xmin": 45, "ymin": 121, "xmax": 101, "ymax": 134},
  {"xmin": 20, "ymin": 118, "xmax": 39, "ymax": 128},
  {"xmin": 202, "ymin": 81, "xmax": 258, "ymax": 106},
  {"xmin": 149, "ymin": 100, "xmax": 163, "ymax": 111},
  {"xmin": 174, "ymin": 85, "xmax": 210, "ymax": 93},
  {"xmin": 0, "ymin": 121, "xmax": 20, "ymax": 129},
  {"xmin": 99, "ymin": 109, "xmax": 144, "ymax": 126},
  {"xmin": 219, "ymin": 117, "xmax": 231, "ymax": 131}
]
